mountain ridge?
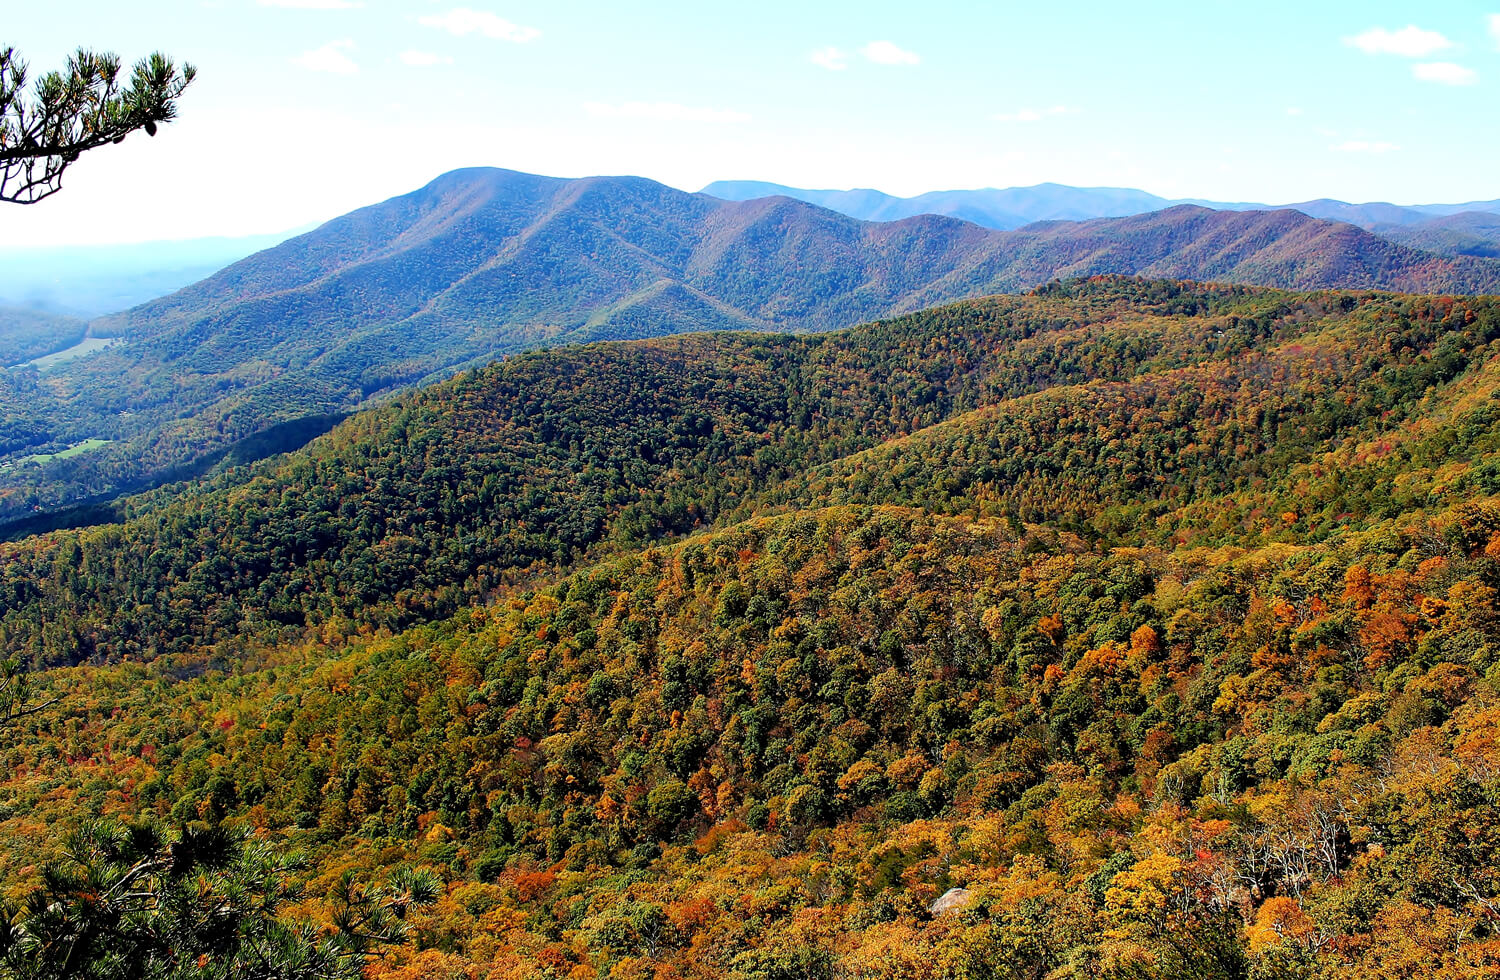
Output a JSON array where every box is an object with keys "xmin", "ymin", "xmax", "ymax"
[
  {"xmin": 3, "ymin": 167, "xmax": 1498, "ymax": 525},
  {"xmin": 702, "ymin": 178, "xmax": 1500, "ymax": 231},
  {"xmin": 1378, "ymin": 210, "xmax": 1500, "ymax": 259},
  {"xmin": 2, "ymin": 276, "xmax": 1493, "ymax": 667}
]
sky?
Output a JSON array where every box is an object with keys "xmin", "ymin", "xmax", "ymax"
[{"xmin": 3, "ymin": 0, "xmax": 1499, "ymax": 246}]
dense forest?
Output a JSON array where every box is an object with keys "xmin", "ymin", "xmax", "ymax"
[
  {"xmin": 0, "ymin": 278, "xmax": 1441, "ymax": 665},
  {"xmin": 2, "ymin": 277, "xmax": 1499, "ymax": 977}
]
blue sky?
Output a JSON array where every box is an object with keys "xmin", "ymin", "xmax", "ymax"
[{"xmin": 4, "ymin": 0, "xmax": 1498, "ymax": 244}]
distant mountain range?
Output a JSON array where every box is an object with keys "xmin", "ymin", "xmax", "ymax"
[
  {"xmin": 3, "ymin": 167, "xmax": 1499, "ymax": 522},
  {"xmin": 0, "ymin": 229, "xmax": 303, "ymax": 318},
  {"xmin": 701, "ymin": 179, "xmax": 1500, "ymax": 232}
]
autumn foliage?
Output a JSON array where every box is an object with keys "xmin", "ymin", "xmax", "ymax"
[{"xmin": 2, "ymin": 278, "xmax": 1500, "ymax": 977}]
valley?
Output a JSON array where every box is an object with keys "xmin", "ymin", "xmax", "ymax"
[
  {"xmin": 21, "ymin": 337, "xmax": 119, "ymax": 371},
  {"xmin": 0, "ymin": 437, "xmax": 110, "ymax": 470}
]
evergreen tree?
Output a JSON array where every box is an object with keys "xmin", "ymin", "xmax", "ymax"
[
  {"xmin": 0, "ymin": 822, "xmax": 437, "ymax": 979},
  {"xmin": 0, "ymin": 46, "xmax": 194, "ymax": 204}
]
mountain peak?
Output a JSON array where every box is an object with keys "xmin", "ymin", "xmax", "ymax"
[{"xmin": 10, "ymin": 169, "xmax": 1499, "ymax": 522}]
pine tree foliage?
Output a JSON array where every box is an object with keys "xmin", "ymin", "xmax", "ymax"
[
  {"xmin": 0, "ymin": 821, "xmax": 435, "ymax": 980},
  {"xmin": 0, "ymin": 47, "xmax": 194, "ymax": 204}
]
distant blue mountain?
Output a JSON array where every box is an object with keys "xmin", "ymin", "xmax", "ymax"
[
  {"xmin": 700, "ymin": 180, "xmax": 1500, "ymax": 232},
  {"xmin": 0, "ymin": 228, "xmax": 308, "ymax": 318},
  {"xmin": 700, "ymin": 180, "xmax": 1174, "ymax": 229}
]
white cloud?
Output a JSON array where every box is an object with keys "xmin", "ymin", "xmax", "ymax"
[
  {"xmin": 993, "ymin": 105, "xmax": 1077, "ymax": 123},
  {"xmin": 1331, "ymin": 140, "xmax": 1400, "ymax": 153},
  {"xmin": 1285, "ymin": 107, "xmax": 1304, "ymax": 116},
  {"xmin": 294, "ymin": 39, "xmax": 358, "ymax": 74},
  {"xmin": 1344, "ymin": 25, "xmax": 1454, "ymax": 57},
  {"xmin": 1490, "ymin": 14, "xmax": 1500, "ymax": 48},
  {"xmin": 259, "ymin": 0, "xmax": 362, "ymax": 7},
  {"xmin": 1413, "ymin": 61, "xmax": 1479, "ymax": 85},
  {"xmin": 861, "ymin": 40, "xmax": 920, "ymax": 66},
  {"xmin": 418, "ymin": 8, "xmax": 540, "ymax": 42},
  {"xmin": 583, "ymin": 101, "xmax": 751, "ymax": 123},
  {"xmin": 399, "ymin": 50, "xmax": 455, "ymax": 67},
  {"xmin": 811, "ymin": 46, "xmax": 848, "ymax": 71}
]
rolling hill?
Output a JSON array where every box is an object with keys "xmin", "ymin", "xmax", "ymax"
[
  {"xmin": 0, "ymin": 306, "xmax": 86, "ymax": 367},
  {"xmin": 4, "ymin": 168, "xmax": 1499, "ymax": 525},
  {"xmin": 2, "ymin": 278, "xmax": 1499, "ymax": 978},
  {"xmin": 3, "ymin": 276, "xmax": 1496, "ymax": 667}
]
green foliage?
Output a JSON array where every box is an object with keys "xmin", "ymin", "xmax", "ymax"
[
  {"xmin": 2, "ymin": 279, "xmax": 1500, "ymax": 977},
  {"xmin": 6, "ymin": 169, "xmax": 1499, "ymax": 523},
  {"xmin": 0, "ymin": 47, "xmax": 195, "ymax": 205},
  {"xmin": 0, "ymin": 656, "xmax": 54, "ymax": 728},
  {"xmin": 0, "ymin": 822, "xmax": 345, "ymax": 979},
  {"xmin": 0, "ymin": 308, "xmax": 85, "ymax": 369},
  {"xmin": 14, "ymin": 279, "xmax": 1495, "ymax": 666}
]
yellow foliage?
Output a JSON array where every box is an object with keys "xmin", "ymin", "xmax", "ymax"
[
  {"xmin": 1246, "ymin": 896, "xmax": 1316, "ymax": 954},
  {"xmin": 836, "ymin": 759, "xmax": 883, "ymax": 793},
  {"xmin": 1104, "ymin": 852, "xmax": 1184, "ymax": 914},
  {"xmin": 368, "ymin": 950, "xmax": 484, "ymax": 979},
  {"xmin": 882, "ymin": 753, "xmax": 930, "ymax": 792}
]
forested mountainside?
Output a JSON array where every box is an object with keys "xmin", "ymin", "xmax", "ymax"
[
  {"xmin": 1379, "ymin": 211, "xmax": 1500, "ymax": 260},
  {"xmin": 2, "ymin": 278, "xmax": 1500, "ymax": 978},
  {"xmin": 7, "ymin": 277, "xmax": 1493, "ymax": 666},
  {"xmin": 0, "ymin": 307, "xmax": 85, "ymax": 368},
  {"xmin": 991, "ymin": 206, "xmax": 1500, "ymax": 294},
  {"xmin": 6, "ymin": 168, "xmax": 1500, "ymax": 528},
  {"xmin": 0, "ymin": 169, "xmax": 1012, "ymax": 521}
]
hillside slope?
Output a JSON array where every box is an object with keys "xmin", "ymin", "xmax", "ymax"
[
  {"xmin": 6, "ymin": 170, "xmax": 1499, "ymax": 526},
  {"xmin": 3, "ymin": 278, "xmax": 1500, "ymax": 978},
  {"xmin": 5, "ymin": 278, "xmax": 1499, "ymax": 669},
  {"xmin": 0, "ymin": 306, "xmax": 86, "ymax": 367},
  {"xmin": 987, "ymin": 206, "xmax": 1500, "ymax": 293},
  {"xmin": 1379, "ymin": 211, "xmax": 1500, "ymax": 259}
]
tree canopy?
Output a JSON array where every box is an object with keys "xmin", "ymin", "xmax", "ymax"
[{"xmin": 3, "ymin": 279, "xmax": 1500, "ymax": 976}]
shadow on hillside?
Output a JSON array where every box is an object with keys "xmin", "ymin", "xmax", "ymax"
[{"xmin": 0, "ymin": 413, "xmax": 349, "ymax": 542}]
